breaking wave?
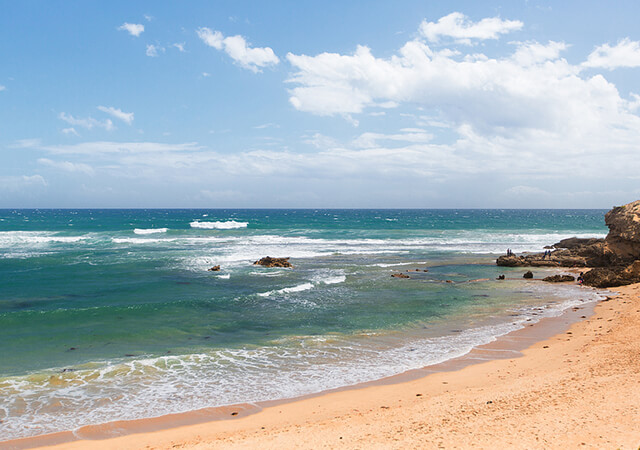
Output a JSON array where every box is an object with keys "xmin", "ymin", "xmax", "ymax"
[
  {"xmin": 190, "ymin": 220, "xmax": 248, "ymax": 230},
  {"xmin": 133, "ymin": 228, "xmax": 168, "ymax": 235}
]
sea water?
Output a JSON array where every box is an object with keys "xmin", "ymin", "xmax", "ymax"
[{"xmin": 0, "ymin": 209, "xmax": 608, "ymax": 440}]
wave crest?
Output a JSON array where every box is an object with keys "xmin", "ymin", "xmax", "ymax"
[
  {"xmin": 190, "ymin": 220, "xmax": 248, "ymax": 230},
  {"xmin": 133, "ymin": 228, "xmax": 168, "ymax": 235}
]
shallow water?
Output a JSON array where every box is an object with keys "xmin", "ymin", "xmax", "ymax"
[{"xmin": 0, "ymin": 209, "xmax": 607, "ymax": 439}]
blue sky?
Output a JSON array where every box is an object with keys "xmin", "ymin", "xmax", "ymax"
[{"xmin": 1, "ymin": 0, "xmax": 639, "ymax": 208}]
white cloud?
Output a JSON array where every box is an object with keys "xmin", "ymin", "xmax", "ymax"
[
  {"xmin": 352, "ymin": 130, "xmax": 433, "ymax": 148},
  {"xmin": 419, "ymin": 12, "xmax": 523, "ymax": 44},
  {"xmin": 286, "ymin": 30, "xmax": 639, "ymax": 144},
  {"xmin": 62, "ymin": 127, "xmax": 79, "ymax": 136},
  {"xmin": 0, "ymin": 85, "xmax": 5, "ymax": 91},
  {"xmin": 9, "ymin": 138, "xmax": 41, "ymax": 148},
  {"xmin": 583, "ymin": 38, "xmax": 640, "ymax": 69},
  {"xmin": 97, "ymin": 106, "xmax": 134, "ymax": 125},
  {"xmin": 254, "ymin": 123, "xmax": 279, "ymax": 129},
  {"xmin": 196, "ymin": 27, "xmax": 280, "ymax": 72},
  {"xmin": 504, "ymin": 185, "xmax": 550, "ymax": 197},
  {"xmin": 303, "ymin": 133, "xmax": 338, "ymax": 149},
  {"xmin": 143, "ymin": 14, "xmax": 153, "ymax": 22},
  {"xmin": 118, "ymin": 22, "xmax": 144, "ymax": 37},
  {"xmin": 146, "ymin": 44, "xmax": 163, "ymax": 57},
  {"xmin": 173, "ymin": 42, "xmax": 186, "ymax": 52},
  {"xmin": 59, "ymin": 112, "xmax": 114, "ymax": 131},
  {"xmin": 197, "ymin": 28, "xmax": 224, "ymax": 49},
  {"xmin": 40, "ymin": 141, "xmax": 201, "ymax": 156},
  {"xmin": 0, "ymin": 175, "xmax": 47, "ymax": 191},
  {"xmin": 202, "ymin": 72, "xmax": 211, "ymax": 77},
  {"xmin": 37, "ymin": 158, "xmax": 94, "ymax": 175},
  {"xmin": 512, "ymin": 40, "xmax": 567, "ymax": 66}
]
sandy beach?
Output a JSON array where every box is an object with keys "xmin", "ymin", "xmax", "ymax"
[{"xmin": 5, "ymin": 282, "xmax": 637, "ymax": 450}]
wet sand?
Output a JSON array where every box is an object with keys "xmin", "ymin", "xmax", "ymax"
[{"xmin": 5, "ymin": 283, "xmax": 640, "ymax": 449}]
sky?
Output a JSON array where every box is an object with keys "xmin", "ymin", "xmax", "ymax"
[{"xmin": 1, "ymin": 0, "xmax": 639, "ymax": 208}]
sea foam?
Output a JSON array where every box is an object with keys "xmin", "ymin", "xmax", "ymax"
[
  {"xmin": 133, "ymin": 228, "xmax": 168, "ymax": 235},
  {"xmin": 258, "ymin": 283, "xmax": 314, "ymax": 297},
  {"xmin": 190, "ymin": 220, "xmax": 248, "ymax": 230}
]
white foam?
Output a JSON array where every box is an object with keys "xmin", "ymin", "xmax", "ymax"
[
  {"xmin": 0, "ymin": 231, "xmax": 89, "ymax": 246},
  {"xmin": 258, "ymin": 283, "xmax": 314, "ymax": 297},
  {"xmin": 190, "ymin": 220, "xmax": 248, "ymax": 230},
  {"xmin": 374, "ymin": 261, "xmax": 428, "ymax": 268},
  {"xmin": 133, "ymin": 228, "xmax": 168, "ymax": 235},
  {"xmin": 311, "ymin": 269, "xmax": 347, "ymax": 285},
  {"xmin": 320, "ymin": 275, "xmax": 346, "ymax": 285}
]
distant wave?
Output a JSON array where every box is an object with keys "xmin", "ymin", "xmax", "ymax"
[
  {"xmin": 258, "ymin": 283, "xmax": 314, "ymax": 297},
  {"xmin": 133, "ymin": 228, "xmax": 168, "ymax": 235},
  {"xmin": 190, "ymin": 220, "xmax": 248, "ymax": 230},
  {"xmin": 319, "ymin": 275, "xmax": 346, "ymax": 285}
]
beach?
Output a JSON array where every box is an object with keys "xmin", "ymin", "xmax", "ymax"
[{"xmin": 5, "ymin": 282, "xmax": 636, "ymax": 449}]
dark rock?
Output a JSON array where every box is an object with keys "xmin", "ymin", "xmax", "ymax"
[
  {"xmin": 253, "ymin": 257, "xmax": 293, "ymax": 268},
  {"xmin": 582, "ymin": 261, "xmax": 640, "ymax": 288},
  {"xmin": 391, "ymin": 273, "xmax": 410, "ymax": 278},
  {"xmin": 542, "ymin": 274, "xmax": 575, "ymax": 283},
  {"xmin": 497, "ymin": 275, "xmax": 505, "ymax": 280},
  {"xmin": 553, "ymin": 237, "xmax": 604, "ymax": 250},
  {"xmin": 523, "ymin": 271, "xmax": 533, "ymax": 279},
  {"xmin": 496, "ymin": 255, "xmax": 526, "ymax": 267},
  {"xmin": 208, "ymin": 265, "xmax": 221, "ymax": 271}
]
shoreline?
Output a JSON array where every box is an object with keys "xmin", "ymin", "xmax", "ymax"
[{"xmin": 4, "ymin": 282, "xmax": 627, "ymax": 450}]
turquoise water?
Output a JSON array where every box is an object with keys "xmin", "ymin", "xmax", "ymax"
[{"xmin": 0, "ymin": 209, "xmax": 607, "ymax": 440}]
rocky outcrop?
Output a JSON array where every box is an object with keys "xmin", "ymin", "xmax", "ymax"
[
  {"xmin": 496, "ymin": 200, "xmax": 640, "ymax": 288},
  {"xmin": 542, "ymin": 274, "xmax": 575, "ymax": 283},
  {"xmin": 582, "ymin": 261, "xmax": 640, "ymax": 288},
  {"xmin": 496, "ymin": 254, "xmax": 587, "ymax": 268},
  {"xmin": 253, "ymin": 257, "xmax": 293, "ymax": 268},
  {"xmin": 604, "ymin": 200, "xmax": 640, "ymax": 263},
  {"xmin": 523, "ymin": 271, "xmax": 533, "ymax": 279},
  {"xmin": 391, "ymin": 273, "xmax": 410, "ymax": 278},
  {"xmin": 208, "ymin": 265, "xmax": 221, "ymax": 271}
]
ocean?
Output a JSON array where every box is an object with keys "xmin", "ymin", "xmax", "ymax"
[{"xmin": 0, "ymin": 209, "xmax": 608, "ymax": 440}]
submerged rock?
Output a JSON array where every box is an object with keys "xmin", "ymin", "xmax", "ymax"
[
  {"xmin": 391, "ymin": 273, "xmax": 410, "ymax": 278},
  {"xmin": 208, "ymin": 265, "xmax": 221, "ymax": 271},
  {"xmin": 253, "ymin": 257, "xmax": 293, "ymax": 268}
]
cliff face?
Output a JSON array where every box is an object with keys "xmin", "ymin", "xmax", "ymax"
[
  {"xmin": 604, "ymin": 200, "xmax": 640, "ymax": 263},
  {"xmin": 496, "ymin": 199, "xmax": 640, "ymax": 288}
]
